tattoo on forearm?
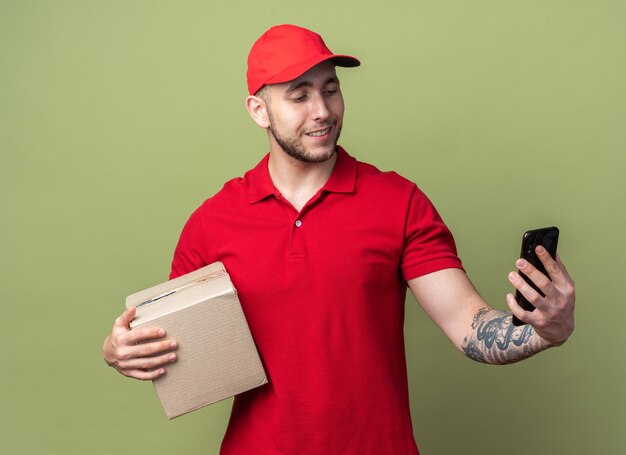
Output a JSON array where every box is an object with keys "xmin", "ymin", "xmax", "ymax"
[
  {"xmin": 462, "ymin": 308, "xmax": 545, "ymax": 364},
  {"xmin": 471, "ymin": 307, "xmax": 489, "ymax": 329}
]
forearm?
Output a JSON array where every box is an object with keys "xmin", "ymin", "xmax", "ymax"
[{"xmin": 461, "ymin": 307, "xmax": 550, "ymax": 365}]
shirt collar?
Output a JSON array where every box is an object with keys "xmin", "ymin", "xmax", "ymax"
[
  {"xmin": 246, "ymin": 146, "xmax": 357, "ymax": 204},
  {"xmin": 321, "ymin": 146, "xmax": 357, "ymax": 194},
  {"xmin": 246, "ymin": 153, "xmax": 275, "ymax": 204}
]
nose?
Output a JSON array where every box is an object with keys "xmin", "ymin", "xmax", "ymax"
[{"xmin": 310, "ymin": 93, "xmax": 330, "ymax": 121}]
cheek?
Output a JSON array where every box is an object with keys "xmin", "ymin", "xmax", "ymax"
[
  {"xmin": 331, "ymin": 98, "xmax": 345, "ymax": 120},
  {"xmin": 279, "ymin": 118, "xmax": 303, "ymax": 137},
  {"xmin": 280, "ymin": 115, "xmax": 305, "ymax": 136},
  {"xmin": 272, "ymin": 107, "xmax": 306, "ymax": 134}
]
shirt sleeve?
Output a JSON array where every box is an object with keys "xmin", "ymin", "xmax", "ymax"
[
  {"xmin": 169, "ymin": 205, "xmax": 209, "ymax": 279},
  {"xmin": 401, "ymin": 185, "xmax": 464, "ymax": 281}
]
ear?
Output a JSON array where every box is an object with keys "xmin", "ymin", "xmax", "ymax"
[{"xmin": 246, "ymin": 95, "xmax": 270, "ymax": 129}]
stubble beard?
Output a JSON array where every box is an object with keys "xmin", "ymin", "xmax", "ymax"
[{"xmin": 268, "ymin": 114, "xmax": 342, "ymax": 164}]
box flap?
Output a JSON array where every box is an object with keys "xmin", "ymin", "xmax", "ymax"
[
  {"xmin": 125, "ymin": 262, "xmax": 226, "ymax": 309},
  {"xmin": 130, "ymin": 274, "xmax": 235, "ymax": 328}
]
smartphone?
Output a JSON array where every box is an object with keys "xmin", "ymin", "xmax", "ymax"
[{"xmin": 512, "ymin": 226, "xmax": 559, "ymax": 326}]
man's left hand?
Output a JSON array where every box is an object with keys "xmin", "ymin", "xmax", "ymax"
[{"xmin": 507, "ymin": 246, "xmax": 576, "ymax": 346}]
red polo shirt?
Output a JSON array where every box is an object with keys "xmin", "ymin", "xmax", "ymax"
[{"xmin": 170, "ymin": 147, "xmax": 463, "ymax": 455}]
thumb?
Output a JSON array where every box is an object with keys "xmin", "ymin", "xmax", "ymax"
[{"xmin": 114, "ymin": 306, "xmax": 136, "ymax": 331}]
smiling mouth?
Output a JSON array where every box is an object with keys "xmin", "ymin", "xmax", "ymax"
[{"xmin": 305, "ymin": 126, "xmax": 331, "ymax": 137}]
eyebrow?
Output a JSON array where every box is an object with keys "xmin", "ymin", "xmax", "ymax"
[{"xmin": 285, "ymin": 77, "xmax": 340, "ymax": 93}]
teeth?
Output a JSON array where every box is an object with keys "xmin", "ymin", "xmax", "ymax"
[{"xmin": 307, "ymin": 127, "xmax": 330, "ymax": 137}]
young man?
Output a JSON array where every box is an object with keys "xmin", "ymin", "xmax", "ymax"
[{"xmin": 103, "ymin": 24, "xmax": 575, "ymax": 454}]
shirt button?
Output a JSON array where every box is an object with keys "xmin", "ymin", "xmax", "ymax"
[{"xmin": 295, "ymin": 220, "xmax": 302, "ymax": 227}]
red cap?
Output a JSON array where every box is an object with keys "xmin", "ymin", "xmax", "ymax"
[{"xmin": 246, "ymin": 24, "xmax": 360, "ymax": 95}]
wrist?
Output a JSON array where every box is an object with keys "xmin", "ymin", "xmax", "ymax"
[{"xmin": 533, "ymin": 322, "xmax": 573, "ymax": 349}]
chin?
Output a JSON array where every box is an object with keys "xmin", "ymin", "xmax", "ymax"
[
  {"xmin": 300, "ymin": 146, "xmax": 337, "ymax": 163},
  {"xmin": 271, "ymin": 124, "xmax": 340, "ymax": 164}
]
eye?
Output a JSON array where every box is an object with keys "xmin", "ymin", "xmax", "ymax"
[
  {"xmin": 291, "ymin": 94, "xmax": 307, "ymax": 103},
  {"xmin": 323, "ymin": 86, "xmax": 340, "ymax": 96}
]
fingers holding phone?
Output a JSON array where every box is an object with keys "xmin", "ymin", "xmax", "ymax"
[
  {"xmin": 511, "ymin": 227, "xmax": 559, "ymax": 326},
  {"xmin": 507, "ymin": 227, "xmax": 575, "ymax": 345}
]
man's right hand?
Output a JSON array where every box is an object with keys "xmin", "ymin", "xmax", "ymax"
[{"xmin": 102, "ymin": 306, "xmax": 178, "ymax": 380}]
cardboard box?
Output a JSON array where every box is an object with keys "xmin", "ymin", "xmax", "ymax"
[{"xmin": 126, "ymin": 262, "xmax": 267, "ymax": 419}]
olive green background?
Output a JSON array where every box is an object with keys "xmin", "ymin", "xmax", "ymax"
[{"xmin": 1, "ymin": 1, "xmax": 624, "ymax": 454}]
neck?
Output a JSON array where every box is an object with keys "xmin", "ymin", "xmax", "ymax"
[{"xmin": 267, "ymin": 148, "xmax": 337, "ymax": 212}]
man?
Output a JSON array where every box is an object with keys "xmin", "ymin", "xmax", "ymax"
[{"xmin": 103, "ymin": 24, "xmax": 575, "ymax": 454}]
